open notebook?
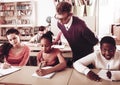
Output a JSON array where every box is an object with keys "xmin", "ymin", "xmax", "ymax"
[
  {"xmin": 32, "ymin": 66, "xmax": 55, "ymax": 79},
  {"xmin": 98, "ymin": 69, "xmax": 120, "ymax": 81},
  {"xmin": 0, "ymin": 66, "xmax": 21, "ymax": 77}
]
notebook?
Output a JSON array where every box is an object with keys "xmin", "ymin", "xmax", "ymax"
[
  {"xmin": 0, "ymin": 66, "xmax": 21, "ymax": 77},
  {"xmin": 98, "ymin": 69, "xmax": 120, "ymax": 81},
  {"xmin": 32, "ymin": 66, "xmax": 55, "ymax": 79}
]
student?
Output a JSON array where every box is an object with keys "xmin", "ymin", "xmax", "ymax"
[
  {"xmin": 73, "ymin": 36, "xmax": 120, "ymax": 81},
  {"xmin": 29, "ymin": 26, "xmax": 46, "ymax": 43},
  {"xmin": 55, "ymin": 1, "xmax": 98, "ymax": 62},
  {"xmin": 0, "ymin": 28, "xmax": 30, "ymax": 67},
  {"xmin": 36, "ymin": 31, "xmax": 67, "ymax": 76}
]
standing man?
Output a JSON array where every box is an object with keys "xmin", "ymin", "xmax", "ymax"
[{"xmin": 55, "ymin": 1, "xmax": 98, "ymax": 62}]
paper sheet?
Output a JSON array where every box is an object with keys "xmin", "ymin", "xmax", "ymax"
[
  {"xmin": 32, "ymin": 66, "xmax": 55, "ymax": 79},
  {"xmin": 98, "ymin": 70, "xmax": 120, "ymax": 81},
  {"xmin": 0, "ymin": 66, "xmax": 21, "ymax": 77},
  {"xmin": 52, "ymin": 45, "xmax": 65, "ymax": 49}
]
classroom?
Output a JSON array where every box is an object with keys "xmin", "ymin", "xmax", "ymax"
[{"xmin": 0, "ymin": 0, "xmax": 120, "ymax": 85}]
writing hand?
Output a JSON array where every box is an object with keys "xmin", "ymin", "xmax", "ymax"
[
  {"xmin": 1, "ymin": 63, "xmax": 11, "ymax": 69},
  {"xmin": 36, "ymin": 69, "xmax": 47, "ymax": 76},
  {"xmin": 106, "ymin": 70, "xmax": 112, "ymax": 79}
]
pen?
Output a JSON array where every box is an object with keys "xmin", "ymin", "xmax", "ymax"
[
  {"xmin": 107, "ymin": 64, "xmax": 112, "ymax": 79},
  {"xmin": 112, "ymin": 80, "xmax": 120, "ymax": 82},
  {"xmin": 39, "ymin": 62, "xmax": 42, "ymax": 69},
  {"xmin": 108, "ymin": 64, "xmax": 110, "ymax": 71}
]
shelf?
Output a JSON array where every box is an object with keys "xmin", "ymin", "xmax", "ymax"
[{"xmin": 0, "ymin": 0, "xmax": 36, "ymax": 41}]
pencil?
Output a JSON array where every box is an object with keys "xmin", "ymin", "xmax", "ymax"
[
  {"xmin": 108, "ymin": 64, "xmax": 110, "ymax": 71},
  {"xmin": 39, "ymin": 63, "xmax": 42, "ymax": 69}
]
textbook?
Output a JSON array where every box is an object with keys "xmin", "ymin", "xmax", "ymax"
[
  {"xmin": 98, "ymin": 69, "xmax": 120, "ymax": 81},
  {"xmin": 0, "ymin": 66, "xmax": 21, "ymax": 77},
  {"xmin": 32, "ymin": 66, "xmax": 55, "ymax": 79}
]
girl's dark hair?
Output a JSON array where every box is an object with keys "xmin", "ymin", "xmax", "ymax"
[
  {"xmin": 0, "ymin": 42, "xmax": 13, "ymax": 62},
  {"xmin": 100, "ymin": 36, "xmax": 116, "ymax": 47},
  {"xmin": 6, "ymin": 28, "xmax": 20, "ymax": 36},
  {"xmin": 56, "ymin": 1, "xmax": 72, "ymax": 14},
  {"xmin": 40, "ymin": 31, "xmax": 54, "ymax": 43}
]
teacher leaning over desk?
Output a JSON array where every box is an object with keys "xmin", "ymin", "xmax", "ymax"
[{"xmin": 55, "ymin": 1, "xmax": 98, "ymax": 63}]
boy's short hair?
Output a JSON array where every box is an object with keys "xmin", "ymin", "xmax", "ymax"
[
  {"xmin": 56, "ymin": 1, "xmax": 72, "ymax": 14},
  {"xmin": 39, "ymin": 26, "xmax": 46, "ymax": 31},
  {"xmin": 100, "ymin": 36, "xmax": 116, "ymax": 47}
]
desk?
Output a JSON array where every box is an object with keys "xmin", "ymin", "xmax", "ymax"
[
  {"xmin": 25, "ymin": 42, "xmax": 72, "ymax": 58},
  {"xmin": 0, "ymin": 66, "xmax": 73, "ymax": 85},
  {"xmin": 68, "ymin": 69, "xmax": 120, "ymax": 85}
]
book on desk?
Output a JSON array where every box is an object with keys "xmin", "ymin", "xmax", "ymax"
[{"xmin": 0, "ymin": 66, "xmax": 21, "ymax": 77}]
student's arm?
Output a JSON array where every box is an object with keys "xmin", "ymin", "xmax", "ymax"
[
  {"xmin": 29, "ymin": 34, "xmax": 37, "ymax": 43},
  {"xmin": 73, "ymin": 52, "xmax": 101, "ymax": 81},
  {"xmin": 49, "ymin": 49, "xmax": 67, "ymax": 71},
  {"xmin": 73, "ymin": 53, "xmax": 96, "ymax": 74},
  {"xmin": 19, "ymin": 46, "xmax": 30, "ymax": 66}
]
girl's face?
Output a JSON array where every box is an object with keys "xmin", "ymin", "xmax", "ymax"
[
  {"xmin": 40, "ymin": 38, "xmax": 52, "ymax": 53},
  {"xmin": 100, "ymin": 43, "xmax": 116, "ymax": 60},
  {"xmin": 7, "ymin": 33, "xmax": 20, "ymax": 46}
]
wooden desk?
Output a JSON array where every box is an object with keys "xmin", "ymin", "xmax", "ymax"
[
  {"xmin": 68, "ymin": 69, "xmax": 120, "ymax": 85},
  {"xmin": 0, "ymin": 66, "xmax": 73, "ymax": 85}
]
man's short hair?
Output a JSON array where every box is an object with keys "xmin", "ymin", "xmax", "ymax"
[{"xmin": 56, "ymin": 1, "xmax": 72, "ymax": 14}]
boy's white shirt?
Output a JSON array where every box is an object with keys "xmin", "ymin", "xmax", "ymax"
[{"xmin": 73, "ymin": 50, "xmax": 120, "ymax": 75}]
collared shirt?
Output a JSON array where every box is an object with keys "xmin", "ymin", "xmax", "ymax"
[{"xmin": 64, "ymin": 16, "xmax": 73, "ymax": 31}]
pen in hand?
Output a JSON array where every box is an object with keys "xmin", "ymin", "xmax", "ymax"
[
  {"xmin": 39, "ymin": 63, "xmax": 42, "ymax": 69},
  {"xmin": 107, "ymin": 64, "xmax": 112, "ymax": 79}
]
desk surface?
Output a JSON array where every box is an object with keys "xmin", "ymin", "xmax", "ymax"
[
  {"xmin": 1, "ymin": 67, "xmax": 120, "ymax": 85},
  {"xmin": 68, "ymin": 69, "xmax": 120, "ymax": 85},
  {"xmin": 0, "ymin": 66, "xmax": 73, "ymax": 85}
]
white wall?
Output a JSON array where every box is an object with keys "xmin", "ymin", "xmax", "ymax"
[
  {"xmin": 35, "ymin": 0, "xmax": 56, "ymax": 26},
  {"xmin": 98, "ymin": 0, "xmax": 120, "ymax": 37}
]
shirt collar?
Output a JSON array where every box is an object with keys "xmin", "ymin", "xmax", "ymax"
[{"xmin": 64, "ymin": 17, "xmax": 73, "ymax": 30}]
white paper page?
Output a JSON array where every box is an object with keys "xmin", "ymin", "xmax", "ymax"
[
  {"xmin": 0, "ymin": 66, "xmax": 21, "ymax": 77},
  {"xmin": 98, "ymin": 70, "xmax": 120, "ymax": 81},
  {"xmin": 52, "ymin": 45, "xmax": 65, "ymax": 49},
  {"xmin": 32, "ymin": 66, "xmax": 55, "ymax": 79}
]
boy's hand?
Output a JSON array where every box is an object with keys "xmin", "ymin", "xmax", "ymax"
[
  {"xmin": 87, "ymin": 70, "xmax": 101, "ymax": 81},
  {"xmin": 106, "ymin": 70, "xmax": 112, "ymax": 79}
]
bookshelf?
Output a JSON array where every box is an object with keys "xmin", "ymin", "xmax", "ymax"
[{"xmin": 0, "ymin": 0, "xmax": 36, "ymax": 41}]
